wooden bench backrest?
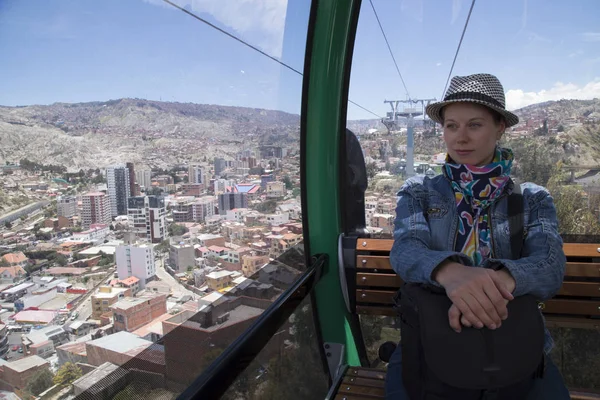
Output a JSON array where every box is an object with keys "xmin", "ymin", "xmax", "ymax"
[{"xmin": 352, "ymin": 239, "xmax": 600, "ymax": 327}]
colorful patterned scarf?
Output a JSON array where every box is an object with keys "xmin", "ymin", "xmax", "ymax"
[{"xmin": 443, "ymin": 147, "xmax": 514, "ymax": 265}]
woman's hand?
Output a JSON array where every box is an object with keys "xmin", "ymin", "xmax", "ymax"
[{"xmin": 434, "ymin": 262, "xmax": 514, "ymax": 332}]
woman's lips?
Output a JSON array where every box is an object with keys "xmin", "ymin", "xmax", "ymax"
[{"xmin": 455, "ymin": 150, "xmax": 473, "ymax": 156}]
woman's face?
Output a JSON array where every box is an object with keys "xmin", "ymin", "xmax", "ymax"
[{"xmin": 442, "ymin": 102, "xmax": 505, "ymax": 166}]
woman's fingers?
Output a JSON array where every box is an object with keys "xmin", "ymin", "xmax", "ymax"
[
  {"xmin": 465, "ymin": 292, "xmax": 500, "ymax": 329},
  {"xmin": 448, "ymin": 304, "xmax": 462, "ymax": 332},
  {"xmin": 461, "ymin": 314, "xmax": 471, "ymax": 327},
  {"xmin": 490, "ymin": 271, "xmax": 515, "ymax": 301},
  {"xmin": 452, "ymin": 297, "xmax": 484, "ymax": 330}
]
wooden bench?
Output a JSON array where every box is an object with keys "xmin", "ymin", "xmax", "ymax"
[{"xmin": 331, "ymin": 238, "xmax": 600, "ymax": 400}]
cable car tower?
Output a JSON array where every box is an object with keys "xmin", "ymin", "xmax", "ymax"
[{"xmin": 383, "ymin": 98, "xmax": 435, "ymax": 176}]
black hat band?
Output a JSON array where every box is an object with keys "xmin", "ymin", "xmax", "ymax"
[{"xmin": 443, "ymin": 91, "xmax": 504, "ymax": 109}]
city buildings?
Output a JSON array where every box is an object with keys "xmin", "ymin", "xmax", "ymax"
[
  {"xmin": 106, "ymin": 165, "xmax": 131, "ymax": 217},
  {"xmin": 127, "ymin": 196, "xmax": 167, "ymax": 243},
  {"xmin": 57, "ymin": 195, "xmax": 77, "ymax": 218},
  {"xmin": 218, "ymin": 193, "xmax": 247, "ymax": 215},
  {"xmin": 115, "ymin": 244, "xmax": 156, "ymax": 288},
  {"xmin": 82, "ymin": 192, "xmax": 111, "ymax": 229}
]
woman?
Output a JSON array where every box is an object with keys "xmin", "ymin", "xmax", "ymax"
[{"xmin": 385, "ymin": 74, "xmax": 569, "ymax": 399}]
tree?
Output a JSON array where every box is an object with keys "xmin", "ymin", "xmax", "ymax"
[
  {"xmin": 4, "ymin": 221, "xmax": 11, "ymax": 229},
  {"xmin": 168, "ymin": 224, "xmax": 189, "ymax": 237},
  {"xmin": 54, "ymin": 253, "xmax": 68, "ymax": 266},
  {"xmin": 155, "ymin": 239, "xmax": 170, "ymax": 254},
  {"xmin": 25, "ymin": 369, "xmax": 54, "ymax": 396},
  {"xmin": 282, "ymin": 175, "xmax": 293, "ymax": 190},
  {"xmin": 557, "ymin": 125, "xmax": 565, "ymax": 133},
  {"xmin": 366, "ymin": 162, "xmax": 378, "ymax": 180},
  {"xmin": 509, "ymin": 138, "xmax": 562, "ymax": 187},
  {"xmin": 256, "ymin": 200, "xmax": 277, "ymax": 214},
  {"xmin": 53, "ymin": 362, "xmax": 82, "ymax": 386}
]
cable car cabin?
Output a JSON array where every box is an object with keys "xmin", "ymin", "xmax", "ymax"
[{"xmin": 7, "ymin": 0, "xmax": 600, "ymax": 399}]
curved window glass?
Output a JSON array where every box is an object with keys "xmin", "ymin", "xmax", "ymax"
[
  {"xmin": 346, "ymin": 0, "xmax": 600, "ymax": 391},
  {"xmin": 0, "ymin": 0, "xmax": 322, "ymax": 397}
]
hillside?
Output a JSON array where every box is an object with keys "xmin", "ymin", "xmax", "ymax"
[
  {"xmin": 0, "ymin": 99, "xmax": 300, "ymax": 171},
  {"xmin": 0, "ymin": 98, "xmax": 598, "ymax": 171}
]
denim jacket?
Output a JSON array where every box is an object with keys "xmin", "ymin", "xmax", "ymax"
[{"xmin": 390, "ymin": 174, "xmax": 566, "ymax": 354}]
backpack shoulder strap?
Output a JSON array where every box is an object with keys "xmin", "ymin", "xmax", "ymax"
[{"xmin": 507, "ymin": 181, "xmax": 524, "ymax": 260}]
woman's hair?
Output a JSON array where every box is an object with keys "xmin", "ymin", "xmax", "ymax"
[{"xmin": 440, "ymin": 104, "xmax": 505, "ymax": 126}]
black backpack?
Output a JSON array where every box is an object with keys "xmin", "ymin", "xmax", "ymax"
[{"xmin": 397, "ymin": 183, "xmax": 546, "ymax": 400}]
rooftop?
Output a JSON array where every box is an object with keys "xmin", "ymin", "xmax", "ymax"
[
  {"xmin": 206, "ymin": 270, "xmax": 233, "ymax": 280},
  {"xmin": 72, "ymin": 362, "xmax": 121, "ymax": 392},
  {"xmin": 13, "ymin": 309, "xmax": 58, "ymax": 324},
  {"xmin": 45, "ymin": 267, "xmax": 87, "ymax": 275},
  {"xmin": 87, "ymin": 331, "xmax": 153, "ymax": 355},
  {"xmin": 2, "ymin": 282, "xmax": 35, "ymax": 294},
  {"xmin": 5, "ymin": 355, "xmax": 49, "ymax": 372},
  {"xmin": 111, "ymin": 294, "xmax": 164, "ymax": 311},
  {"xmin": 132, "ymin": 313, "xmax": 172, "ymax": 338},
  {"xmin": 183, "ymin": 304, "xmax": 264, "ymax": 333},
  {"xmin": 93, "ymin": 287, "xmax": 129, "ymax": 299}
]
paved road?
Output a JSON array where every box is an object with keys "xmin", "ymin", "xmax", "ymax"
[{"xmin": 155, "ymin": 254, "xmax": 196, "ymax": 300}]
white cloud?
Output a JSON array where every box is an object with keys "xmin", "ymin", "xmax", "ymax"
[
  {"xmin": 451, "ymin": 0, "xmax": 462, "ymax": 24},
  {"xmin": 506, "ymin": 79, "xmax": 600, "ymax": 110},
  {"xmin": 240, "ymin": 70, "xmax": 245, "ymax": 74},
  {"xmin": 436, "ymin": 62, "xmax": 442, "ymax": 67},
  {"xmin": 144, "ymin": 0, "xmax": 288, "ymax": 57},
  {"xmin": 568, "ymin": 50, "xmax": 584, "ymax": 58},
  {"xmin": 521, "ymin": 0, "xmax": 527, "ymax": 31},
  {"xmin": 581, "ymin": 32, "xmax": 600, "ymax": 42}
]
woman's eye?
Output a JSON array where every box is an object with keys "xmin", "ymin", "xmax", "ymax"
[{"xmin": 469, "ymin": 123, "xmax": 481, "ymax": 128}]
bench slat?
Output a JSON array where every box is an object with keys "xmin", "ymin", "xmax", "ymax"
[
  {"xmin": 343, "ymin": 376, "xmax": 385, "ymax": 388},
  {"xmin": 346, "ymin": 367, "xmax": 386, "ymax": 380},
  {"xmin": 356, "ymin": 240, "xmax": 600, "ymax": 259},
  {"xmin": 356, "ymin": 256, "xmax": 393, "ymax": 270},
  {"xmin": 334, "ymin": 394, "xmax": 381, "ymax": 400},
  {"xmin": 356, "ymin": 273, "xmax": 403, "ymax": 287},
  {"xmin": 338, "ymin": 384, "xmax": 385, "ymax": 397},
  {"xmin": 564, "ymin": 243, "xmax": 600, "ymax": 258},
  {"xmin": 542, "ymin": 299, "xmax": 600, "ymax": 316},
  {"xmin": 558, "ymin": 282, "xmax": 600, "ymax": 297},
  {"xmin": 544, "ymin": 315, "xmax": 600, "ymax": 330},
  {"xmin": 356, "ymin": 239, "xmax": 394, "ymax": 252},
  {"xmin": 356, "ymin": 258, "xmax": 600, "ymax": 279},
  {"xmin": 566, "ymin": 262, "xmax": 600, "ymax": 278},
  {"xmin": 356, "ymin": 289, "xmax": 396, "ymax": 305}
]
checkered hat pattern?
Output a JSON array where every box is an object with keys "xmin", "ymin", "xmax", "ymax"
[{"xmin": 426, "ymin": 74, "xmax": 519, "ymax": 127}]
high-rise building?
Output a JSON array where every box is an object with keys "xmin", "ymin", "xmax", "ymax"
[
  {"xmin": 82, "ymin": 192, "xmax": 111, "ymax": 229},
  {"xmin": 57, "ymin": 195, "xmax": 77, "ymax": 218},
  {"xmin": 127, "ymin": 196, "xmax": 167, "ymax": 243},
  {"xmin": 106, "ymin": 165, "xmax": 131, "ymax": 217},
  {"xmin": 125, "ymin": 162, "xmax": 139, "ymax": 196},
  {"xmin": 214, "ymin": 158, "xmax": 227, "ymax": 176},
  {"xmin": 136, "ymin": 170, "xmax": 152, "ymax": 190},
  {"xmin": 188, "ymin": 164, "xmax": 205, "ymax": 185},
  {"xmin": 214, "ymin": 179, "xmax": 234, "ymax": 195},
  {"xmin": 192, "ymin": 197, "xmax": 215, "ymax": 223},
  {"xmin": 115, "ymin": 244, "xmax": 156, "ymax": 288},
  {"xmin": 218, "ymin": 193, "xmax": 248, "ymax": 215}
]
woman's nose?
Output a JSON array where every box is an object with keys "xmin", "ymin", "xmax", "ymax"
[{"xmin": 455, "ymin": 126, "xmax": 469, "ymax": 142}]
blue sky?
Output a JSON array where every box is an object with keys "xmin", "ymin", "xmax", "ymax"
[{"xmin": 0, "ymin": 0, "xmax": 598, "ymax": 120}]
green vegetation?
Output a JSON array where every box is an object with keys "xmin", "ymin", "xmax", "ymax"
[
  {"xmin": 53, "ymin": 362, "xmax": 82, "ymax": 386},
  {"xmin": 168, "ymin": 224, "xmax": 189, "ymax": 237},
  {"xmin": 25, "ymin": 369, "xmax": 54, "ymax": 396}
]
